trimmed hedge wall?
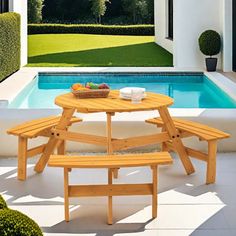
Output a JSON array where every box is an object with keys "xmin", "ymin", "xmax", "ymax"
[
  {"xmin": 0, "ymin": 13, "xmax": 21, "ymax": 82},
  {"xmin": 28, "ymin": 24, "xmax": 154, "ymax": 35}
]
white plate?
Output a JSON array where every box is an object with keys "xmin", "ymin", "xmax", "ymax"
[
  {"xmin": 119, "ymin": 93, "xmax": 147, "ymax": 100},
  {"xmin": 119, "ymin": 87, "xmax": 146, "ymax": 96}
]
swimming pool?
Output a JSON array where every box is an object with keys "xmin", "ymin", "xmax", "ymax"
[{"xmin": 8, "ymin": 73, "xmax": 236, "ymax": 109}]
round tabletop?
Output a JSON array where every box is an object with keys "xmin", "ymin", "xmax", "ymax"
[{"xmin": 55, "ymin": 90, "xmax": 174, "ymax": 113}]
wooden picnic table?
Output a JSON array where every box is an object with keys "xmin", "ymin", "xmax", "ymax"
[{"xmin": 34, "ymin": 90, "xmax": 195, "ymax": 176}]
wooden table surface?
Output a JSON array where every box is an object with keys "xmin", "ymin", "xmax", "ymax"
[{"xmin": 55, "ymin": 90, "xmax": 174, "ymax": 113}]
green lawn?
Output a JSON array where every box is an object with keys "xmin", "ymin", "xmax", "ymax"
[{"xmin": 27, "ymin": 34, "xmax": 173, "ymax": 67}]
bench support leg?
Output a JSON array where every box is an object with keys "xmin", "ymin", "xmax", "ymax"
[
  {"xmin": 64, "ymin": 168, "xmax": 70, "ymax": 222},
  {"xmin": 18, "ymin": 137, "xmax": 28, "ymax": 181},
  {"xmin": 206, "ymin": 141, "xmax": 217, "ymax": 184},
  {"xmin": 161, "ymin": 127, "xmax": 168, "ymax": 152},
  {"xmin": 152, "ymin": 166, "xmax": 158, "ymax": 218},
  {"xmin": 58, "ymin": 140, "xmax": 71, "ymax": 172},
  {"xmin": 158, "ymin": 107, "xmax": 195, "ymax": 175},
  {"xmin": 35, "ymin": 108, "xmax": 75, "ymax": 173},
  {"xmin": 58, "ymin": 140, "xmax": 66, "ymax": 155},
  {"xmin": 108, "ymin": 169, "xmax": 113, "ymax": 225}
]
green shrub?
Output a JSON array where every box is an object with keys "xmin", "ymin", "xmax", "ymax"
[
  {"xmin": 198, "ymin": 30, "xmax": 221, "ymax": 57},
  {"xmin": 28, "ymin": 0, "xmax": 44, "ymax": 23},
  {"xmin": 28, "ymin": 23, "xmax": 154, "ymax": 35},
  {"xmin": 0, "ymin": 209, "xmax": 43, "ymax": 236},
  {"xmin": 0, "ymin": 13, "xmax": 21, "ymax": 82},
  {"xmin": 0, "ymin": 195, "xmax": 8, "ymax": 210}
]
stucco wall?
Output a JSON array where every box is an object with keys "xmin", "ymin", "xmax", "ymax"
[
  {"xmin": 154, "ymin": 0, "xmax": 233, "ymax": 70},
  {"xmin": 154, "ymin": 0, "xmax": 173, "ymax": 53},
  {"xmin": 9, "ymin": 0, "xmax": 28, "ymax": 66},
  {"xmin": 174, "ymin": 0, "xmax": 222, "ymax": 69},
  {"xmin": 222, "ymin": 0, "xmax": 233, "ymax": 71}
]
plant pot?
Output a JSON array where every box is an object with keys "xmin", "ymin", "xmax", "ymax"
[{"xmin": 205, "ymin": 58, "xmax": 217, "ymax": 72}]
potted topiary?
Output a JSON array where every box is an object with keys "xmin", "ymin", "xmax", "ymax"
[{"xmin": 198, "ymin": 30, "xmax": 221, "ymax": 72}]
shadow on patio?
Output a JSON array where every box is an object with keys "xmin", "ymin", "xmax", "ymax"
[{"xmin": 0, "ymin": 153, "xmax": 235, "ymax": 235}]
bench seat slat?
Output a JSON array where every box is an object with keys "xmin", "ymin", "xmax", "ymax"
[
  {"xmin": 146, "ymin": 117, "xmax": 230, "ymax": 141},
  {"xmin": 7, "ymin": 116, "xmax": 60, "ymax": 133},
  {"xmin": 7, "ymin": 116, "xmax": 82, "ymax": 138},
  {"xmin": 48, "ymin": 152, "xmax": 173, "ymax": 168}
]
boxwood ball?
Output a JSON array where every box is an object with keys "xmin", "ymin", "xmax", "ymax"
[
  {"xmin": 198, "ymin": 30, "xmax": 221, "ymax": 56},
  {"xmin": 0, "ymin": 209, "xmax": 43, "ymax": 236}
]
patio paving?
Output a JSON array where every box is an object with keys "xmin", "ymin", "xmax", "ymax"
[{"xmin": 1, "ymin": 152, "xmax": 236, "ymax": 236}]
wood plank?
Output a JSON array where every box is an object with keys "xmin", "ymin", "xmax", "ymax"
[
  {"xmin": 8, "ymin": 117, "xmax": 62, "ymax": 136},
  {"xmin": 112, "ymin": 132, "xmax": 170, "ymax": 151},
  {"xmin": 186, "ymin": 147, "xmax": 208, "ymax": 162},
  {"xmin": 146, "ymin": 117, "xmax": 230, "ymax": 140},
  {"xmin": 107, "ymin": 113, "xmax": 113, "ymax": 154},
  {"xmin": 158, "ymin": 107, "xmax": 195, "ymax": 175},
  {"xmin": 55, "ymin": 91, "xmax": 174, "ymax": 113},
  {"xmin": 49, "ymin": 159, "xmax": 172, "ymax": 168},
  {"xmin": 7, "ymin": 116, "xmax": 60, "ymax": 134},
  {"xmin": 152, "ymin": 166, "xmax": 157, "ymax": 218},
  {"xmin": 22, "ymin": 117, "xmax": 82, "ymax": 138},
  {"xmin": 48, "ymin": 153, "xmax": 173, "ymax": 168},
  {"xmin": 68, "ymin": 184, "xmax": 153, "ymax": 197},
  {"xmin": 18, "ymin": 137, "xmax": 28, "ymax": 181},
  {"xmin": 108, "ymin": 168, "xmax": 113, "ymax": 225},
  {"xmin": 51, "ymin": 129, "xmax": 107, "ymax": 146},
  {"xmin": 64, "ymin": 168, "xmax": 70, "ymax": 222},
  {"xmin": 49, "ymin": 152, "xmax": 172, "ymax": 162},
  {"xmin": 7, "ymin": 116, "xmax": 81, "ymax": 138},
  {"xmin": 34, "ymin": 108, "xmax": 75, "ymax": 173},
  {"xmin": 164, "ymin": 141, "xmax": 208, "ymax": 162},
  {"xmin": 106, "ymin": 112, "xmax": 119, "ymax": 179},
  {"xmin": 206, "ymin": 140, "xmax": 217, "ymax": 184},
  {"xmin": 27, "ymin": 144, "xmax": 46, "ymax": 158}
]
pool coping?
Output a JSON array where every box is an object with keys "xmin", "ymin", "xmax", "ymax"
[{"xmin": 1, "ymin": 67, "xmax": 236, "ymax": 108}]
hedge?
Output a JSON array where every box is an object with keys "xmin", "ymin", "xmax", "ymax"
[
  {"xmin": 28, "ymin": 23, "xmax": 154, "ymax": 35},
  {"xmin": 0, "ymin": 195, "xmax": 8, "ymax": 210},
  {"xmin": 0, "ymin": 209, "xmax": 43, "ymax": 236},
  {"xmin": 0, "ymin": 13, "xmax": 21, "ymax": 82},
  {"xmin": 0, "ymin": 195, "xmax": 43, "ymax": 236}
]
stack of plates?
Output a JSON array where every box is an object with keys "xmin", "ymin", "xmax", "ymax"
[{"xmin": 119, "ymin": 87, "xmax": 146, "ymax": 100}]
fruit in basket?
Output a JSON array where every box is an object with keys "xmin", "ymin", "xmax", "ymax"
[
  {"xmin": 84, "ymin": 82, "xmax": 110, "ymax": 90},
  {"xmin": 91, "ymin": 84, "xmax": 99, "ymax": 89},
  {"xmin": 72, "ymin": 83, "xmax": 83, "ymax": 90},
  {"xmin": 85, "ymin": 82, "xmax": 97, "ymax": 89},
  {"xmin": 99, "ymin": 83, "xmax": 109, "ymax": 89}
]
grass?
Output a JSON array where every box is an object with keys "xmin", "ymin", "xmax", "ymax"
[{"xmin": 27, "ymin": 34, "xmax": 173, "ymax": 67}]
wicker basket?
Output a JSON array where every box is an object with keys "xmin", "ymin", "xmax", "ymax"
[{"xmin": 71, "ymin": 89, "xmax": 110, "ymax": 99}]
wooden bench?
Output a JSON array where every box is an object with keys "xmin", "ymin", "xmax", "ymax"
[
  {"xmin": 7, "ymin": 116, "xmax": 82, "ymax": 180},
  {"xmin": 48, "ymin": 152, "xmax": 173, "ymax": 225},
  {"xmin": 146, "ymin": 117, "xmax": 230, "ymax": 184}
]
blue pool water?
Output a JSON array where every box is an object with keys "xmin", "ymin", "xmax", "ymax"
[{"xmin": 8, "ymin": 73, "xmax": 236, "ymax": 109}]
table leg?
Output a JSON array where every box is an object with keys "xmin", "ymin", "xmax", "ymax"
[
  {"xmin": 107, "ymin": 168, "xmax": 113, "ymax": 225},
  {"xmin": 34, "ymin": 108, "xmax": 75, "ymax": 173},
  {"xmin": 158, "ymin": 107, "xmax": 195, "ymax": 175},
  {"xmin": 106, "ymin": 113, "xmax": 118, "ymax": 178}
]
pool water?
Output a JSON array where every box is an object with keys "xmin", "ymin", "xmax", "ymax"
[{"xmin": 8, "ymin": 73, "xmax": 236, "ymax": 109}]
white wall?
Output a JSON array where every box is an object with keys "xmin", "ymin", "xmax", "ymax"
[
  {"xmin": 9, "ymin": 0, "xmax": 28, "ymax": 66},
  {"xmin": 154, "ymin": 0, "xmax": 173, "ymax": 53},
  {"xmin": 173, "ymin": 0, "xmax": 222, "ymax": 70},
  {"xmin": 154, "ymin": 0, "xmax": 235, "ymax": 71},
  {"xmin": 222, "ymin": 0, "xmax": 233, "ymax": 72}
]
